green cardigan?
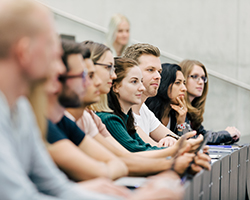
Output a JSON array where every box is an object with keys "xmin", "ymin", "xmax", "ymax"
[{"xmin": 96, "ymin": 112, "xmax": 164, "ymax": 152}]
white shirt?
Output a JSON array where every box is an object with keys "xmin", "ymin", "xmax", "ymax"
[
  {"xmin": 166, "ymin": 117, "xmax": 171, "ymax": 129},
  {"xmin": 133, "ymin": 103, "xmax": 161, "ymax": 136}
]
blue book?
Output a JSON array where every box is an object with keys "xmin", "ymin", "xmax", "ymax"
[{"xmin": 208, "ymin": 145, "xmax": 240, "ymax": 149}]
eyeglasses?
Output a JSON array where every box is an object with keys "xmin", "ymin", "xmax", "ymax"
[
  {"xmin": 58, "ymin": 69, "xmax": 88, "ymax": 83},
  {"xmin": 94, "ymin": 62, "xmax": 115, "ymax": 75},
  {"xmin": 188, "ymin": 74, "xmax": 207, "ymax": 83}
]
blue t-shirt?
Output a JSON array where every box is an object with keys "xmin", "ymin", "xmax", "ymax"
[{"xmin": 47, "ymin": 116, "xmax": 85, "ymax": 146}]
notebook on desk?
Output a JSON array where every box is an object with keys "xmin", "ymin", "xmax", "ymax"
[{"xmin": 208, "ymin": 145, "xmax": 240, "ymax": 153}]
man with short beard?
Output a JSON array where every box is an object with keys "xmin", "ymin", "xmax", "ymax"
[
  {"xmin": 46, "ymin": 39, "xmax": 129, "ymax": 186},
  {"xmin": 123, "ymin": 43, "xmax": 180, "ymax": 147}
]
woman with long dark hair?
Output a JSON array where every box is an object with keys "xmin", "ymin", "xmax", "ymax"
[
  {"xmin": 147, "ymin": 61, "xmax": 240, "ymax": 144},
  {"xmin": 146, "ymin": 63, "xmax": 188, "ymax": 135}
]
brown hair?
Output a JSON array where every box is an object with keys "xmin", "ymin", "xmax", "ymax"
[
  {"xmin": 112, "ymin": 57, "xmax": 139, "ymax": 90},
  {"xmin": 123, "ymin": 43, "xmax": 160, "ymax": 64},
  {"xmin": 179, "ymin": 59, "xmax": 208, "ymax": 130},
  {"xmin": 108, "ymin": 57, "xmax": 138, "ymax": 136},
  {"xmin": 81, "ymin": 41, "xmax": 114, "ymax": 112},
  {"xmin": 81, "ymin": 40, "xmax": 111, "ymax": 63}
]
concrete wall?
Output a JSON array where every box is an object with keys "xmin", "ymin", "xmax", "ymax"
[{"xmin": 39, "ymin": 0, "xmax": 250, "ymax": 137}]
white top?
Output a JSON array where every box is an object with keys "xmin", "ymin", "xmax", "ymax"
[
  {"xmin": 166, "ymin": 117, "xmax": 171, "ymax": 129},
  {"xmin": 133, "ymin": 103, "xmax": 161, "ymax": 136}
]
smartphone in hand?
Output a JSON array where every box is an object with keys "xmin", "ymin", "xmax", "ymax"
[{"xmin": 194, "ymin": 131, "xmax": 211, "ymax": 154}]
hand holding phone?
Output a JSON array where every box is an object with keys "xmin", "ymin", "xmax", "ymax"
[{"xmin": 194, "ymin": 131, "xmax": 211, "ymax": 154}]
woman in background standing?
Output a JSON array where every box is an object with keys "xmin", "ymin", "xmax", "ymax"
[{"xmin": 106, "ymin": 14, "xmax": 130, "ymax": 57}]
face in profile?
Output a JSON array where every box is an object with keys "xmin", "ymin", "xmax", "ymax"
[
  {"xmin": 94, "ymin": 50, "xmax": 117, "ymax": 94},
  {"xmin": 114, "ymin": 66, "xmax": 145, "ymax": 108},
  {"xmin": 82, "ymin": 59, "xmax": 102, "ymax": 105},
  {"xmin": 115, "ymin": 20, "xmax": 130, "ymax": 46},
  {"xmin": 186, "ymin": 64, "xmax": 206, "ymax": 102},
  {"xmin": 138, "ymin": 54, "xmax": 162, "ymax": 98},
  {"xmin": 168, "ymin": 71, "xmax": 187, "ymax": 104},
  {"xmin": 45, "ymin": 52, "xmax": 65, "ymax": 95},
  {"xmin": 58, "ymin": 54, "xmax": 88, "ymax": 108}
]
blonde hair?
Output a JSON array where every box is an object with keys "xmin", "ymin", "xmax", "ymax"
[
  {"xmin": 28, "ymin": 80, "xmax": 48, "ymax": 143},
  {"xmin": 179, "ymin": 59, "xmax": 208, "ymax": 130},
  {"xmin": 89, "ymin": 94, "xmax": 113, "ymax": 113},
  {"xmin": 106, "ymin": 14, "xmax": 130, "ymax": 56}
]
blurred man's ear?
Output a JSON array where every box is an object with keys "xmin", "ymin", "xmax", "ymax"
[{"xmin": 14, "ymin": 37, "xmax": 32, "ymax": 69}]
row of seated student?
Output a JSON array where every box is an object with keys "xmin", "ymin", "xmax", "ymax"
[
  {"xmin": 0, "ymin": 0, "xmax": 186, "ymax": 199},
  {"xmin": 104, "ymin": 11, "xmax": 239, "ymax": 146},
  {"xmin": 35, "ymin": 38, "xmax": 211, "ymax": 199},
  {"xmin": 0, "ymin": 0, "xmax": 236, "ymax": 199},
  {"xmin": 145, "ymin": 61, "xmax": 240, "ymax": 144},
  {"xmin": 104, "ymin": 13, "xmax": 239, "ymax": 145},
  {"xmin": 46, "ymin": 39, "xmax": 211, "ymax": 176}
]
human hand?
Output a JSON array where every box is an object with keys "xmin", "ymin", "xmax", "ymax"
[
  {"xmin": 225, "ymin": 126, "xmax": 241, "ymax": 141},
  {"xmin": 185, "ymin": 134, "xmax": 204, "ymax": 153},
  {"xmin": 170, "ymin": 96, "xmax": 188, "ymax": 124},
  {"xmin": 171, "ymin": 137, "xmax": 207, "ymax": 176},
  {"xmin": 190, "ymin": 151, "xmax": 211, "ymax": 174},
  {"xmin": 171, "ymin": 131, "xmax": 197, "ymax": 156},
  {"xmin": 174, "ymin": 152, "xmax": 195, "ymax": 176},
  {"xmin": 78, "ymin": 177, "xmax": 131, "ymax": 198},
  {"xmin": 202, "ymin": 145, "xmax": 209, "ymax": 154},
  {"xmin": 158, "ymin": 136, "xmax": 177, "ymax": 147},
  {"xmin": 130, "ymin": 171, "xmax": 184, "ymax": 200},
  {"xmin": 173, "ymin": 145, "xmax": 211, "ymax": 177}
]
